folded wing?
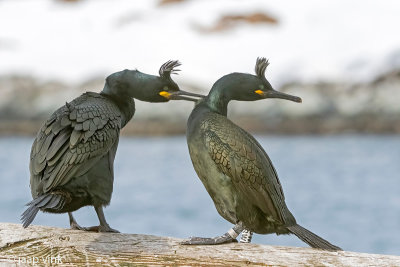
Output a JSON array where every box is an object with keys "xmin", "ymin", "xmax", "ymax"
[{"xmin": 30, "ymin": 93, "xmax": 121, "ymax": 197}]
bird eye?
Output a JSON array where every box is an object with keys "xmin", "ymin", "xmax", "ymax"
[
  {"xmin": 258, "ymin": 85, "xmax": 264, "ymax": 89},
  {"xmin": 163, "ymin": 86, "xmax": 169, "ymax": 91}
]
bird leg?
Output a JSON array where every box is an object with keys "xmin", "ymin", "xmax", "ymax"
[
  {"xmin": 239, "ymin": 229, "xmax": 253, "ymax": 243},
  {"xmin": 68, "ymin": 212, "xmax": 84, "ymax": 230},
  {"xmin": 82, "ymin": 206, "xmax": 120, "ymax": 233},
  {"xmin": 181, "ymin": 222, "xmax": 244, "ymax": 245}
]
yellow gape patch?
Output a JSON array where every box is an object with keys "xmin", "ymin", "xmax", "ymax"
[
  {"xmin": 159, "ymin": 91, "xmax": 171, "ymax": 98},
  {"xmin": 254, "ymin": 90, "xmax": 264, "ymax": 96}
]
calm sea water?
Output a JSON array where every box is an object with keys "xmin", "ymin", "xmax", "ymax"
[{"xmin": 0, "ymin": 135, "xmax": 399, "ymax": 255}]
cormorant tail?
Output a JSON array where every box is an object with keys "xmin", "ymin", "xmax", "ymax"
[
  {"xmin": 21, "ymin": 193, "xmax": 66, "ymax": 228},
  {"xmin": 287, "ymin": 224, "xmax": 342, "ymax": 251}
]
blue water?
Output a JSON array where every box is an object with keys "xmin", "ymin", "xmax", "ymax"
[{"xmin": 0, "ymin": 135, "xmax": 399, "ymax": 255}]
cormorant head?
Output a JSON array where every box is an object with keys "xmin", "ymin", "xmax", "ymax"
[
  {"xmin": 154, "ymin": 60, "xmax": 205, "ymax": 102},
  {"xmin": 210, "ymin": 57, "xmax": 302, "ymax": 103},
  {"xmin": 250, "ymin": 57, "xmax": 301, "ymax": 103},
  {"xmin": 102, "ymin": 60, "xmax": 204, "ymax": 103}
]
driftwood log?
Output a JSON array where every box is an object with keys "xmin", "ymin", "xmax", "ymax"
[{"xmin": 0, "ymin": 223, "xmax": 399, "ymax": 266}]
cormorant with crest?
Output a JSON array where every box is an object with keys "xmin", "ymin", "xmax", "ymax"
[
  {"xmin": 183, "ymin": 58, "xmax": 341, "ymax": 250},
  {"xmin": 22, "ymin": 60, "xmax": 204, "ymax": 232}
]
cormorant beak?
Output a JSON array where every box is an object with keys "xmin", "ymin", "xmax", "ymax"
[
  {"xmin": 255, "ymin": 89, "xmax": 302, "ymax": 103},
  {"xmin": 160, "ymin": 90, "xmax": 205, "ymax": 102}
]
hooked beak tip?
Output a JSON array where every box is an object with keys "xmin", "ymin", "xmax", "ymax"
[{"xmin": 265, "ymin": 89, "xmax": 302, "ymax": 103}]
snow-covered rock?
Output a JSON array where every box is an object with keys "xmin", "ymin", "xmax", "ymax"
[
  {"xmin": 0, "ymin": 0, "xmax": 399, "ymax": 86},
  {"xmin": 0, "ymin": 0, "xmax": 399, "ymax": 133}
]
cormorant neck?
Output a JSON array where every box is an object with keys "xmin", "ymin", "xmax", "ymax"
[
  {"xmin": 205, "ymin": 89, "xmax": 230, "ymax": 116},
  {"xmin": 204, "ymin": 74, "xmax": 240, "ymax": 116},
  {"xmin": 100, "ymin": 89, "xmax": 135, "ymax": 128}
]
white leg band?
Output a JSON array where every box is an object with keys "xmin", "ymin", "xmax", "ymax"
[
  {"xmin": 239, "ymin": 229, "xmax": 253, "ymax": 243},
  {"xmin": 227, "ymin": 228, "xmax": 239, "ymax": 239}
]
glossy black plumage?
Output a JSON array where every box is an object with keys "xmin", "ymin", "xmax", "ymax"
[
  {"xmin": 22, "ymin": 60, "xmax": 204, "ymax": 232},
  {"xmin": 184, "ymin": 58, "xmax": 341, "ymax": 250}
]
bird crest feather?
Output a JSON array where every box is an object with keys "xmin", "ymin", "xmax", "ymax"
[
  {"xmin": 255, "ymin": 57, "xmax": 270, "ymax": 80},
  {"xmin": 159, "ymin": 60, "xmax": 181, "ymax": 80}
]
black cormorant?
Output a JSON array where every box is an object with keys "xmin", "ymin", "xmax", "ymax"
[
  {"xmin": 183, "ymin": 57, "xmax": 341, "ymax": 250},
  {"xmin": 22, "ymin": 60, "xmax": 204, "ymax": 232}
]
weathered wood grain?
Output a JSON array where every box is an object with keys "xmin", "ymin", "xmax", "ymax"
[{"xmin": 0, "ymin": 223, "xmax": 399, "ymax": 266}]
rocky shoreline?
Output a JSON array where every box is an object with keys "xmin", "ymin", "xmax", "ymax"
[{"xmin": 0, "ymin": 70, "xmax": 399, "ymax": 135}]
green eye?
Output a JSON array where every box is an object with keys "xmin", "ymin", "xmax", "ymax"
[
  {"xmin": 258, "ymin": 85, "xmax": 264, "ymax": 89},
  {"xmin": 163, "ymin": 86, "xmax": 169, "ymax": 91}
]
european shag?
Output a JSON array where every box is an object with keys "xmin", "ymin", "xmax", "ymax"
[
  {"xmin": 183, "ymin": 57, "xmax": 341, "ymax": 250},
  {"xmin": 22, "ymin": 60, "xmax": 204, "ymax": 232}
]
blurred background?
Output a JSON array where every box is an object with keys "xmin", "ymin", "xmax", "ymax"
[{"xmin": 0, "ymin": 0, "xmax": 399, "ymax": 256}]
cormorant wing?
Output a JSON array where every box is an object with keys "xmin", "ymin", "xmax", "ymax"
[
  {"xmin": 201, "ymin": 113, "xmax": 294, "ymax": 224},
  {"xmin": 30, "ymin": 93, "xmax": 122, "ymax": 196}
]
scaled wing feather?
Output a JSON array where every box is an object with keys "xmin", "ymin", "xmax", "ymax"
[
  {"xmin": 30, "ymin": 93, "xmax": 122, "ymax": 196},
  {"xmin": 201, "ymin": 113, "xmax": 294, "ymax": 225}
]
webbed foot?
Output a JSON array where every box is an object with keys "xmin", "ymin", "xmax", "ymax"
[
  {"xmin": 83, "ymin": 225, "xmax": 120, "ymax": 233},
  {"xmin": 70, "ymin": 221, "xmax": 85, "ymax": 230},
  {"xmin": 181, "ymin": 222, "xmax": 245, "ymax": 245},
  {"xmin": 181, "ymin": 233, "xmax": 237, "ymax": 245},
  {"xmin": 82, "ymin": 225, "xmax": 119, "ymax": 233},
  {"xmin": 68, "ymin": 212, "xmax": 84, "ymax": 231}
]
